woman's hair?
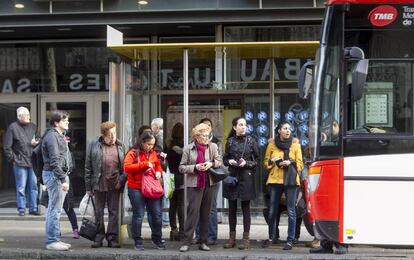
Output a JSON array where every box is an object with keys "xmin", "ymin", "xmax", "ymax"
[
  {"xmin": 275, "ymin": 120, "xmax": 291, "ymax": 136},
  {"xmin": 49, "ymin": 110, "xmax": 70, "ymax": 127},
  {"xmin": 138, "ymin": 125, "xmax": 151, "ymax": 136},
  {"xmin": 191, "ymin": 123, "xmax": 211, "ymax": 140},
  {"xmin": 199, "ymin": 118, "xmax": 213, "ymax": 127},
  {"xmin": 132, "ymin": 131, "xmax": 156, "ymax": 150},
  {"xmin": 100, "ymin": 121, "xmax": 117, "ymax": 135},
  {"xmin": 170, "ymin": 122, "xmax": 184, "ymax": 147},
  {"xmin": 227, "ymin": 116, "xmax": 244, "ymax": 139}
]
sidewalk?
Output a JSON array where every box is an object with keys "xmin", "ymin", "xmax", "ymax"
[{"xmin": 0, "ymin": 216, "xmax": 413, "ymax": 260}]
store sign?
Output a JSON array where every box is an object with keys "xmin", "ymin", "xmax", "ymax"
[{"xmin": 0, "ymin": 58, "xmax": 306, "ymax": 93}]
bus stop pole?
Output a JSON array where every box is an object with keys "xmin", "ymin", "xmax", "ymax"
[
  {"xmin": 183, "ymin": 48, "xmax": 189, "ymax": 225},
  {"xmin": 270, "ymin": 58, "xmax": 275, "ymax": 139}
]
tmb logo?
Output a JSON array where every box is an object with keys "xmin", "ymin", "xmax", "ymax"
[{"xmin": 368, "ymin": 5, "xmax": 398, "ymax": 27}]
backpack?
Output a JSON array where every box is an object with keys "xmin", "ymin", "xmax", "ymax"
[
  {"xmin": 31, "ymin": 142, "xmax": 43, "ymax": 180},
  {"xmin": 31, "ymin": 131, "xmax": 48, "ymax": 180}
]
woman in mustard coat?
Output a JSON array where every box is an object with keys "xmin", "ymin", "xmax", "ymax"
[{"xmin": 262, "ymin": 120, "xmax": 303, "ymax": 250}]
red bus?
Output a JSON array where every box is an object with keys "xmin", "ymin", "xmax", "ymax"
[{"xmin": 299, "ymin": 0, "xmax": 414, "ymax": 246}]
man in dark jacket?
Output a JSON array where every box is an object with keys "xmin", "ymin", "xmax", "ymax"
[
  {"xmin": 42, "ymin": 110, "xmax": 73, "ymax": 251},
  {"xmin": 84, "ymin": 121, "xmax": 125, "ymax": 248},
  {"xmin": 3, "ymin": 106, "xmax": 40, "ymax": 216}
]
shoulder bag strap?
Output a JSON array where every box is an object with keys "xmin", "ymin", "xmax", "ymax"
[{"xmin": 240, "ymin": 135, "xmax": 248, "ymax": 158}]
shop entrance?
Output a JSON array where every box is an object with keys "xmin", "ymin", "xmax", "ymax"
[{"xmin": 0, "ymin": 93, "xmax": 108, "ymax": 207}]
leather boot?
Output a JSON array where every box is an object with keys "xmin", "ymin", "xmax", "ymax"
[
  {"xmin": 223, "ymin": 231, "xmax": 236, "ymax": 248},
  {"xmin": 238, "ymin": 232, "xmax": 250, "ymax": 250}
]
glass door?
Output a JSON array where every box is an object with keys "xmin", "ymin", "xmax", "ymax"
[{"xmin": 40, "ymin": 93, "xmax": 108, "ymax": 201}]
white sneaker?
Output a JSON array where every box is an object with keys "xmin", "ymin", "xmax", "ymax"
[
  {"xmin": 46, "ymin": 241, "xmax": 69, "ymax": 251},
  {"xmin": 59, "ymin": 241, "xmax": 71, "ymax": 249}
]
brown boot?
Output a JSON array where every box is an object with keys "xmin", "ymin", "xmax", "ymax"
[
  {"xmin": 223, "ymin": 231, "xmax": 236, "ymax": 248},
  {"xmin": 238, "ymin": 232, "xmax": 250, "ymax": 250},
  {"xmin": 170, "ymin": 229, "xmax": 179, "ymax": 241}
]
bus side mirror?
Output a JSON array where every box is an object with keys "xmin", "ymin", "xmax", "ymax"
[
  {"xmin": 298, "ymin": 60, "xmax": 315, "ymax": 99},
  {"xmin": 351, "ymin": 59, "xmax": 369, "ymax": 101},
  {"xmin": 344, "ymin": 47, "xmax": 369, "ymax": 101}
]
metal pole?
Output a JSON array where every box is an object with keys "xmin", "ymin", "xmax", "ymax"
[
  {"xmin": 270, "ymin": 58, "xmax": 275, "ymax": 139},
  {"xmin": 183, "ymin": 48, "xmax": 189, "ymax": 224}
]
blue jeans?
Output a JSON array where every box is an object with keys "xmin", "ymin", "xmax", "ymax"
[
  {"xmin": 195, "ymin": 185, "xmax": 218, "ymax": 241},
  {"xmin": 42, "ymin": 170, "xmax": 68, "ymax": 244},
  {"xmin": 128, "ymin": 188, "xmax": 162, "ymax": 245},
  {"xmin": 267, "ymin": 184, "xmax": 297, "ymax": 243},
  {"xmin": 13, "ymin": 165, "xmax": 38, "ymax": 213}
]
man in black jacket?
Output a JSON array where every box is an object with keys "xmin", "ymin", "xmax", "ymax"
[
  {"xmin": 84, "ymin": 121, "xmax": 125, "ymax": 248},
  {"xmin": 3, "ymin": 106, "xmax": 40, "ymax": 216},
  {"xmin": 42, "ymin": 110, "xmax": 73, "ymax": 251}
]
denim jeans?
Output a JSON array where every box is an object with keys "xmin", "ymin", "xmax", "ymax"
[
  {"xmin": 128, "ymin": 188, "xmax": 162, "ymax": 245},
  {"xmin": 13, "ymin": 165, "xmax": 38, "ymax": 213},
  {"xmin": 42, "ymin": 170, "xmax": 68, "ymax": 244},
  {"xmin": 195, "ymin": 185, "xmax": 218, "ymax": 241},
  {"xmin": 267, "ymin": 184, "xmax": 297, "ymax": 243}
]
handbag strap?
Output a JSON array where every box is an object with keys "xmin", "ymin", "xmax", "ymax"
[
  {"xmin": 83, "ymin": 195, "xmax": 96, "ymax": 216},
  {"xmin": 240, "ymin": 135, "xmax": 248, "ymax": 159}
]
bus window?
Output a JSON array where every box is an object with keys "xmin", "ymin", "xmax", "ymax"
[{"xmin": 348, "ymin": 62, "xmax": 413, "ymax": 135}]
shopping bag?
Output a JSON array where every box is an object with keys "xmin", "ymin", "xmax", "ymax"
[
  {"xmin": 163, "ymin": 168, "xmax": 175, "ymax": 199},
  {"xmin": 38, "ymin": 184, "xmax": 48, "ymax": 207},
  {"xmin": 79, "ymin": 194, "xmax": 95, "ymax": 218}
]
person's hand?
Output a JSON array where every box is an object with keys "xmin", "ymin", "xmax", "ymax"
[
  {"xmin": 270, "ymin": 157, "xmax": 281, "ymax": 163},
  {"xmin": 369, "ymin": 127, "xmax": 386, "ymax": 134},
  {"xmin": 204, "ymin": 161, "xmax": 213, "ymax": 170},
  {"xmin": 238, "ymin": 158, "xmax": 246, "ymax": 167},
  {"xmin": 280, "ymin": 160, "xmax": 291, "ymax": 167},
  {"xmin": 155, "ymin": 171, "xmax": 162, "ymax": 180},
  {"xmin": 148, "ymin": 162, "xmax": 153, "ymax": 168},
  {"xmin": 86, "ymin": 191, "xmax": 94, "ymax": 196},
  {"xmin": 62, "ymin": 182, "xmax": 69, "ymax": 192},
  {"xmin": 229, "ymin": 159, "xmax": 238, "ymax": 166},
  {"xmin": 196, "ymin": 163, "xmax": 205, "ymax": 171},
  {"xmin": 31, "ymin": 138, "xmax": 39, "ymax": 146}
]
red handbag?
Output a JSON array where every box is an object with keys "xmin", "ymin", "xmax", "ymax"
[{"xmin": 141, "ymin": 168, "xmax": 164, "ymax": 198}]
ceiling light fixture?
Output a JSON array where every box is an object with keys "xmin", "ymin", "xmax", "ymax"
[
  {"xmin": 57, "ymin": 28, "xmax": 72, "ymax": 31},
  {"xmin": 138, "ymin": 0, "xmax": 148, "ymax": 5},
  {"xmin": 15, "ymin": 3, "xmax": 25, "ymax": 9}
]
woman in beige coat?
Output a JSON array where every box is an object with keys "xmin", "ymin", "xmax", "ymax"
[{"xmin": 178, "ymin": 123, "xmax": 222, "ymax": 252}]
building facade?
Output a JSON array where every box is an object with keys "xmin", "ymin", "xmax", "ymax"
[{"xmin": 0, "ymin": 0, "xmax": 324, "ymax": 206}]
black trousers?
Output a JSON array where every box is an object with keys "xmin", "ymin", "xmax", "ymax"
[
  {"xmin": 94, "ymin": 190, "xmax": 120, "ymax": 242},
  {"xmin": 169, "ymin": 188, "xmax": 184, "ymax": 235},
  {"xmin": 182, "ymin": 185, "xmax": 216, "ymax": 245}
]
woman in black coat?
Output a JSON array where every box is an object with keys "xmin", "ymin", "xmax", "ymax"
[{"xmin": 222, "ymin": 117, "xmax": 259, "ymax": 250}]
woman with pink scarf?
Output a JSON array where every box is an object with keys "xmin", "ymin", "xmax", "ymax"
[{"xmin": 178, "ymin": 123, "xmax": 222, "ymax": 252}]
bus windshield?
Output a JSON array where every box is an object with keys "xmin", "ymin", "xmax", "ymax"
[
  {"xmin": 309, "ymin": 6, "xmax": 342, "ymax": 160},
  {"xmin": 310, "ymin": 4, "xmax": 414, "ymax": 160},
  {"xmin": 345, "ymin": 4, "xmax": 414, "ymax": 135}
]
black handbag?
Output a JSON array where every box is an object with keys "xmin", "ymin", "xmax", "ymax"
[
  {"xmin": 209, "ymin": 167, "xmax": 230, "ymax": 182},
  {"xmin": 284, "ymin": 164, "xmax": 298, "ymax": 187},
  {"xmin": 223, "ymin": 175, "xmax": 238, "ymax": 187},
  {"xmin": 79, "ymin": 196, "xmax": 99, "ymax": 241}
]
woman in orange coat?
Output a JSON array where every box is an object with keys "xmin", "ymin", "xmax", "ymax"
[{"xmin": 124, "ymin": 132, "xmax": 165, "ymax": 251}]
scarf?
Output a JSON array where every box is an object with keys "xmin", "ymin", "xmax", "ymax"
[
  {"xmin": 194, "ymin": 141, "xmax": 207, "ymax": 189},
  {"xmin": 274, "ymin": 135, "xmax": 293, "ymax": 160},
  {"xmin": 275, "ymin": 135, "xmax": 297, "ymax": 186}
]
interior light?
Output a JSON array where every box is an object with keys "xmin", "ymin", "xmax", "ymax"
[
  {"xmin": 138, "ymin": 0, "xmax": 148, "ymax": 5},
  {"xmin": 15, "ymin": 3, "xmax": 25, "ymax": 9}
]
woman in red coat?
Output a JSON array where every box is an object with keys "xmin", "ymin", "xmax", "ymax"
[{"xmin": 124, "ymin": 132, "xmax": 164, "ymax": 251}]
